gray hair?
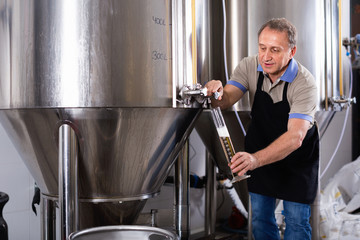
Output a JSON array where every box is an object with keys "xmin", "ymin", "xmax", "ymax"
[{"xmin": 258, "ymin": 18, "xmax": 297, "ymax": 48}]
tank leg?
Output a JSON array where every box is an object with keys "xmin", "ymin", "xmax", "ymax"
[
  {"xmin": 311, "ymin": 126, "xmax": 321, "ymax": 240},
  {"xmin": 248, "ymin": 195, "xmax": 253, "ymax": 240},
  {"xmin": 59, "ymin": 124, "xmax": 79, "ymax": 239},
  {"xmin": 41, "ymin": 196, "xmax": 56, "ymax": 240},
  {"xmin": 205, "ymin": 151, "xmax": 216, "ymax": 236},
  {"xmin": 175, "ymin": 140, "xmax": 190, "ymax": 239}
]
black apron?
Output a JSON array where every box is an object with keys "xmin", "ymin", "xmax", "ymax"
[{"xmin": 245, "ymin": 72, "xmax": 319, "ymax": 204}]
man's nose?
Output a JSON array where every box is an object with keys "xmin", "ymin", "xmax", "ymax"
[{"xmin": 264, "ymin": 50, "xmax": 272, "ymax": 61}]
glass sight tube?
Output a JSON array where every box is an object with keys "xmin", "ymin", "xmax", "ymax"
[{"xmin": 210, "ymin": 107, "xmax": 250, "ymax": 183}]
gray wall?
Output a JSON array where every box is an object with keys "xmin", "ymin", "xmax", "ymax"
[{"xmin": 0, "ymin": 124, "xmax": 40, "ymax": 239}]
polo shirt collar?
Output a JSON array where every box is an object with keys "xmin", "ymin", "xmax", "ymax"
[{"xmin": 257, "ymin": 58, "xmax": 298, "ymax": 83}]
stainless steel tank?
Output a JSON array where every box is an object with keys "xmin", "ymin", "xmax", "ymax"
[
  {"xmin": 0, "ymin": 0, "xmax": 211, "ymax": 236},
  {"xmin": 68, "ymin": 225, "xmax": 179, "ymax": 240},
  {"xmin": 0, "ymin": 0, "xmax": 174, "ymax": 108}
]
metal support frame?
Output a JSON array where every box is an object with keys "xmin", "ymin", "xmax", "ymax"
[
  {"xmin": 205, "ymin": 151, "xmax": 216, "ymax": 236},
  {"xmin": 41, "ymin": 196, "xmax": 56, "ymax": 240},
  {"xmin": 311, "ymin": 137, "xmax": 321, "ymax": 240},
  {"xmin": 59, "ymin": 124, "xmax": 79, "ymax": 239},
  {"xmin": 175, "ymin": 140, "xmax": 190, "ymax": 239},
  {"xmin": 248, "ymin": 195, "xmax": 253, "ymax": 240}
]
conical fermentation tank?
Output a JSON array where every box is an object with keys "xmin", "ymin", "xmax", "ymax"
[{"xmin": 0, "ymin": 0, "xmax": 211, "ymax": 235}]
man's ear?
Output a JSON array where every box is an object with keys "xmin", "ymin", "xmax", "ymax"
[{"xmin": 290, "ymin": 46, "xmax": 297, "ymax": 59}]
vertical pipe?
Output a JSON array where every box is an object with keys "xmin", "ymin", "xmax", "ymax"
[
  {"xmin": 41, "ymin": 196, "xmax": 56, "ymax": 240},
  {"xmin": 248, "ymin": 195, "xmax": 253, "ymax": 240},
  {"xmin": 191, "ymin": 0, "xmax": 197, "ymax": 85},
  {"xmin": 59, "ymin": 124, "xmax": 79, "ymax": 239},
  {"xmin": 175, "ymin": 140, "xmax": 190, "ymax": 239},
  {"xmin": 339, "ymin": 0, "xmax": 344, "ymax": 97},
  {"xmin": 205, "ymin": 151, "xmax": 216, "ymax": 236},
  {"xmin": 324, "ymin": 0, "xmax": 332, "ymax": 110},
  {"xmin": 311, "ymin": 190, "xmax": 321, "ymax": 240},
  {"xmin": 311, "ymin": 123, "xmax": 321, "ymax": 240}
]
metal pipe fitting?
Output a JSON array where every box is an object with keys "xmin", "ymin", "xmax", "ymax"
[{"xmin": 59, "ymin": 124, "xmax": 79, "ymax": 239}]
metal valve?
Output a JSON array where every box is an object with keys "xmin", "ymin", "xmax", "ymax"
[
  {"xmin": 330, "ymin": 96, "xmax": 356, "ymax": 111},
  {"xmin": 178, "ymin": 84, "xmax": 220, "ymax": 107}
]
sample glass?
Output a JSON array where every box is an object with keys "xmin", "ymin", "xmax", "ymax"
[{"xmin": 210, "ymin": 107, "xmax": 250, "ymax": 183}]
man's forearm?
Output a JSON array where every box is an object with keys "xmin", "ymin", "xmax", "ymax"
[{"xmin": 253, "ymin": 130, "xmax": 303, "ymax": 168}]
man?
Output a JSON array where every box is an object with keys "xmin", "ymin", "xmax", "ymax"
[{"xmin": 206, "ymin": 18, "xmax": 319, "ymax": 239}]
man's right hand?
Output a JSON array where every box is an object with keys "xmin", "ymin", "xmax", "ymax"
[{"xmin": 205, "ymin": 80, "xmax": 224, "ymax": 100}]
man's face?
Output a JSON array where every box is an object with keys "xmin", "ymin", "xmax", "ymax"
[{"xmin": 258, "ymin": 27, "xmax": 296, "ymax": 81}]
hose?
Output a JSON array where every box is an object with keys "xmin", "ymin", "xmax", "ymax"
[
  {"xmin": 320, "ymin": 54, "xmax": 353, "ymax": 180},
  {"xmin": 221, "ymin": 179, "xmax": 248, "ymax": 219}
]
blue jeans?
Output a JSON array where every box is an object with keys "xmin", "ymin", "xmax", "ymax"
[{"xmin": 249, "ymin": 192, "xmax": 312, "ymax": 240}]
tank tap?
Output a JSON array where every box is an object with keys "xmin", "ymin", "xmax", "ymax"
[
  {"xmin": 343, "ymin": 34, "xmax": 360, "ymax": 61},
  {"xmin": 329, "ymin": 96, "xmax": 356, "ymax": 111},
  {"xmin": 178, "ymin": 84, "xmax": 219, "ymax": 107}
]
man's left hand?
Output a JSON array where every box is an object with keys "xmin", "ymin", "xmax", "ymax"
[{"xmin": 229, "ymin": 152, "xmax": 260, "ymax": 176}]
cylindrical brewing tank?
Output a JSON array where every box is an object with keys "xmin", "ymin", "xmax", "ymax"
[
  {"xmin": 0, "ymin": 0, "xmax": 211, "ymax": 229},
  {"xmin": 0, "ymin": 0, "xmax": 174, "ymax": 108}
]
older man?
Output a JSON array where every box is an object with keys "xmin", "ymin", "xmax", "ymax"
[{"xmin": 206, "ymin": 18, "xmax": 319, "ymax": 239}]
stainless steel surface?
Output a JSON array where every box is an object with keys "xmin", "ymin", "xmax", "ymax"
[
  {"xmin": 178, "ymin": 85, "xmax": 210, "ymax": 106},
  {"xmin": 225, "ymin": 0, "xmax": 248, "ymax": 76},
  {"xmin": 310, "ymin": 164, "xmax": 321, "ymax": 240},
  {"xmin": 0, "ymin": 0, "xmax": 209, "ymax": 236},
  {"xmin": 209, "ymin": 0, "xmax": 250, "ymax": 111},
  {"xmin": 172, "ymin": 0, "xmax": 211, "ymax": 107},
  {"xmin": 316, "ymin": 111, "xmax": 336, "ymax": 139},
  {"xmin": 225, "ymin": 0, "xmax": 250, "ymax": 111},
  {"xmin": 325, "ymin": 0, "xmax": 340, "ymax": 106},
  {"xmin": 79, "ymin": 200, "xmax": 147, "ymax": 229},
  {"xmin": 41, "ymin": 197, "xmax": 56, "ymax": 240},
  {"xmin": 68, "ymin": 225, "xmax": 178, "ymax": 240},
  {"xmin": 0, "ymin": 108, "xmax": 199, "ymax": 199},
  {"xmin": 0, "ymin": 107, "xmax": 200, "ymax": 229},
  {"xmin": 175, "ymin": 141, "xmax": 190, "ymax": 240},
  {"xmin": 59, "ymin": 124, "xmax": 79, "ymax": 239},
  {"xmin": 248, "ymin": 195, "xmax": 253, "ymax": 240},
  {"xmin": 0, "ymin": 0, "xmax": 172, "ymax": 108}
]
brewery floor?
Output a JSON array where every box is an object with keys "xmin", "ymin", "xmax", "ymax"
[
  {"xmin": 189, "ymin": 207, "xmax": 249, "ymax": 240},
  {"xmin": 191, "ymin": 225, "xmax": 248, "ymax": 240},
  {"xmin": 192, "ymin": 231, "xmax": 248, "ymax": 240}
]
